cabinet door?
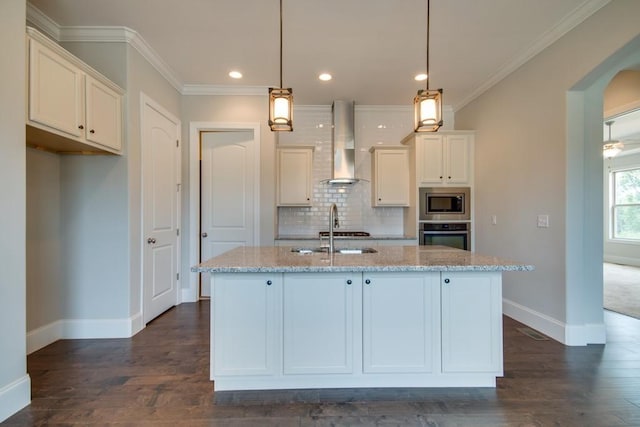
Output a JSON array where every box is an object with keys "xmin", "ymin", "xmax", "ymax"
[
  {"xmin": 363, "ymin": 272, "xmax": 439, "ymax": 373},
  {"xmin": 85, "ymin": 75, "xmax": 123, "ymax": 152},
  {"xmin": 28, "ymin": 38, "xmax": 84, "ymax": 138},
  {"xmin": 283, "ymin": 272, "xmax": 357, "ymax": 374},
  {"xmin": 277, "ymin": 148, "xmax": 313, "ymax": 206},
  {"xmin": 441, "ymin": 272, "xmax": 503, "ymax": 373},
  {"xmin": 445, "ymin": 135, "xmax": 470, "ymax": 184},
  {"xmin": 417, "ymin": 135, "xmax": 444, "ymax": 185},
  {"xmin": 212, "ymin": 273, "xmax": 281, "ymax": 376},
  {"xmin": 372, "ymin": 148, "xmax": 410, "ymax": 206}
]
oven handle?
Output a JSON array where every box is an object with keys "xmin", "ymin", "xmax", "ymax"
[{"xmin": 422, "ymin": 231, "xmax": 470, "ymax": 235}]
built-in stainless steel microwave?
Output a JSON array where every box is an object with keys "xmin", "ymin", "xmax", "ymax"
[{"xmin": 419, "ymin": 187, "xmax": 470, "ymax": 221}]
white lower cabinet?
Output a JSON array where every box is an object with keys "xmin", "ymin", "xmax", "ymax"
[
  {"xmin": 283, "ymin": 272, "xmax": 358, "ymax": 374},
  {"xmin": 211, "ymin": 273, "xmax": 281, "ymax": 377},
  {"xmin": 363, "ymin": 272, "xmax": 440, "ymax": 373},
  {"xmin": 210, "ymin": 270, "xmax": 504, "ymax": 390},
  {"xmin": 441, "ymin": 271, "xmax": 503, "ymax": 373}
]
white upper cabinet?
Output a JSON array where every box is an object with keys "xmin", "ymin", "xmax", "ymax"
[
  {"xmin": 26, "ymin": 28, "xmax": 124, "ymax": 155},
  {"xmin": 370, "ymin": 146, "xmax": 411, "ymax": 207},
  {"xmin": 277, "ymin": 146, "xmax": 313, "ymax": 206},
  {"xmin": 416, "ymin": 133, "xmax": 472, "ymax": 186}
]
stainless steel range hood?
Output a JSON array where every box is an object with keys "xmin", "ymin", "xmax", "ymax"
[{"xmin": 326, "ymin": 100, "xmax": 359, "ymax": 185}]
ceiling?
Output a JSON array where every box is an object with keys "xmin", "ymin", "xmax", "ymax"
[{"xmin": 27, "ymin": 0, "xmax": 609, "ymax": 109}]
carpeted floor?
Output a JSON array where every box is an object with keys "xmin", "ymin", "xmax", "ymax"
[{"xmin": 603, "ymin": 262, "xmax": 640, "ymax": 319}]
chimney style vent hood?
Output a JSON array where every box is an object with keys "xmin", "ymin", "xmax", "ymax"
[{"xmin": 326, "ymin": 100, "xmax": 359, "ymax": 185}]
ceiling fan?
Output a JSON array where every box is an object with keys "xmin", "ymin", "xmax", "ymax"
[{"xmin": 602, "ymin": 120, "xmax": 640, "ymax": 158}]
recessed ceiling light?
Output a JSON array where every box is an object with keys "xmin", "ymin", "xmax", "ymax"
[
  {"xmin": 229, "ymin": 71, "xmax": 243, "ymax": 79},
  {"xmin": 415, "ymin": 73, "xmax": 428, "ymax": 81},
  {"xmin": 319, "ymin": 73, "xmax": 332, "ymax": 81}
]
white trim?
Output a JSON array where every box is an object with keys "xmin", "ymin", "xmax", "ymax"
[
  {"xmin": 0, "ymin": 375, "xmax": 31, "ymax": 423},
  {"xmin": 454, "ymin": 0, "xmax": 611, "ymax": 111},
  {"xmin": 603, "ymin": 255, "xmax": 640, "ymax": 267},
  {"xmin": 503, "ymin": 298, "xmax": 606, "ymax": 346},
  {"xmin": 182, "ymin": 84, "xmax": 268, "ymax": 96},
  {"xmin": 188, "ymin": 121, "xmax": 262, "ymax": 301},
  {"xmin": 26, "ymin": 314, "xmax": 145, "ymax": 355},
  {"xmin": 26, "ymin": 2, "xmax": 60, "ymax": 40},
  {"xmin": 26, "ymin": 320, "xmax": 64, "ymax": 354}
]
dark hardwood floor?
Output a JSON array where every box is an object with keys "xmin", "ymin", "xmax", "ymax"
[{"xmin": 4, "ymin": 302, "xmax": 640, "ymax": 426}]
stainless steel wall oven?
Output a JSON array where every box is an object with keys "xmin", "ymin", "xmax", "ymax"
[{"xmin": 420, "ymin": 223, "xmax": 470, "ymax": 251}]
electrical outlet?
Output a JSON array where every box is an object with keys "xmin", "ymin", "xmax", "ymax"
[
  {"xmin": 491, "ymin": 215, "xmax": 497, "ymax": 225},
  {"xmin": 537, "ymin": 214, "xmax": 549, "ymax": 228}
]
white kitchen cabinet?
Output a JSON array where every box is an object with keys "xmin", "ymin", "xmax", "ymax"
[
  {"xmin": 277, "ymin": 146, "xmax": 313, "ymax": 206},
  {"xmin": 369, "ymin": 146, "xmax": 410, "ymax": 206},
  {"xmin": 441, "ymin": 271, "xmax": 503, "ymax": 374},
  {"xmin": 26, "ymin": 27, "xmax": 123, "ymax": 155},
  {"xmin": 416, "ymin": 133, "xmax": 472, "ymax": 186},
  {"xmin": 283, "ymin": 272, "xmax": 358, "ymax": 374},
  {"xmin": 211, "ymin": 273, "xmax": 282, "ymax": 377},
  {"xmin": 362, "ymin": 272, "xmax": 440, "ymax": 373}
]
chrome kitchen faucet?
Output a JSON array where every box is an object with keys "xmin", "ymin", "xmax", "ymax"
[{"xmin": 329, "ymin": 203, "xmax": 339, "ymax": 253}]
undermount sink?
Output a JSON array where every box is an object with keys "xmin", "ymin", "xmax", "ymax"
[{"xmin": 291, "ymin": 247, "xmax": 377, "ymax": 255}]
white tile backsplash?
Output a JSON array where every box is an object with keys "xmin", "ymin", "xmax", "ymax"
[{"xmin": 277, "ymin": 105, "xmax": 414, "ymax": 237}]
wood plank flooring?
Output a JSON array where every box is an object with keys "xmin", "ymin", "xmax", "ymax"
[{"xmin": 3, "ymin": 302, "xmax": 640, "ymax": 426}]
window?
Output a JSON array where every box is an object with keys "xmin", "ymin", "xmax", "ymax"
[{"xmin": 611, "ymin": 167, "xmax": 640, "ymax": 240}]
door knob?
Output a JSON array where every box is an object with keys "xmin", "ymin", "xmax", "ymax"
[
  {"xmin": 201, "ymin": 232, "xmax": 208, "ymax": 238},
  {"xmin": 147, "ymin": 237, "xmax": 156, "ymax": 244}
]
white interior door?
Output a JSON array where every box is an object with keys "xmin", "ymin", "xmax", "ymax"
[
  {"xmin": 200, "ymin": 130, "xmax": 255, "ymax": 297},
  {"xmin": 142, "ymin": 96, "xmax": 180, "ymax": 323}
]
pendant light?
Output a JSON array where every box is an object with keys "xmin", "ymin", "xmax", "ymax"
[
  {"xmin": 268, "ymin": 0, "xmax": 293, "ymax": 131},
  {"xmin": 414, "ymin": 0, "xmax": 443, "ymax": 132},
  {"xmin": 603, "ymin": 120, "xmax": 624, "ymax": 158}
]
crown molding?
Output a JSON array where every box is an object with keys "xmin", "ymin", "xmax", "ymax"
[
  {"xmin": 454, "ymin": 0, "xmax": 612, "ymax": 111},
  {"xmin": 26, "ymin": 3, "xmax": 183, "ymax": 92},
  {"xmin": 181, "ymin": 84, "xmax": 268, "ymax": 96},
  {"xmin": 26, "ymin": 2, "xmax": 61, "ymax": 40}
]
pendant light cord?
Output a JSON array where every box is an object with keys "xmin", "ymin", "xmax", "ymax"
[
  {"xmin": 426, "ymin": 0, "xmax": 430, "ymax": 91},
  {"xmin": 279, "ymin": 0, "xmax": 283, "ymax": 88}
]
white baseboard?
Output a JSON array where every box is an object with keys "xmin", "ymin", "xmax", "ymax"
[
  {"xmin": 182, "ymin": 287, "xmax": 198, "ymax": 303},
  {"xmin": 603, "ymin": 255, "xmax": 640, "ymax": 267},
  {"xmin": 0, "ymin": 375, "xmax": 30, "ymax": 423},
  {"xmin": 27, "ymin": 312, "xmax": 144, "ymax": 355},
  {"xmin": 503, "ymin": 298, "xmax": 606, "ymax": 346}
]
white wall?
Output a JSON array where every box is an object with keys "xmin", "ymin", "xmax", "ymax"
[
  {"xmin": 0, "ymin": 0, "xmax": 30, "ymax": 422},
  {"xmin": 26, "ymin": 149, "xmax": 63, "ymax": 331},
  {"xmin": 455, "ymin": 0, "xmax": 640, "ymax": 345}
]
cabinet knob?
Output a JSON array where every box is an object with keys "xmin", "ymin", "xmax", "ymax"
[
  {"xmin": 78, "ymin": 125, "xmax": 84, "ymax": 130},
  {"xmin": 448, "ymin": 176, "xmax": 451, "ymax": 179},
  {"xmin": 266, "ymin": 280, "xmax": 272, "ymax": 286},
  {"xmin": 146, "ymin": 237, "xmax": 156, "ymax": 244},
  {"xmin": 90, "ymin": 129, "xmax": 95, "ymax": 134},
  {"xmin": 439, "ymin": 176, "xmax": 443, "ymax": 179},
  {"xmin": 346, "ymin": 279, "xmax": 352, "ymax": 285},
  {"xmin": 378, "ymin": 198, "xmax": 382, "ymax": 201},
  {"xmin": 365, "ymin": 279, "xmax": 371, "ymax": 285},
  {"xmin": 444, "ymin": 278, "xmax": 450, "ymax": 284}
]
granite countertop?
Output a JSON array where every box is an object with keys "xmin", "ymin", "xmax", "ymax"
[
  {"xmin": 192, "ymin": 245, "xmax": 534, "ymax": 273},
  {"xmin": 275, "ymin": 235, "xmax": 417, "ymax": 241}
]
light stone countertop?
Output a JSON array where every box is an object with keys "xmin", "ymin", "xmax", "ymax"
[{"xmin": 192, "ymin": 245, "xmax": 534, "ymax": 273}]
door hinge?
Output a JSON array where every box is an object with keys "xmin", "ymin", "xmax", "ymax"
[
  {"xmin": 176, "ymin": 273, "xmax": 180, "ymax": 280},
  {"xmin": 176, "ymin": 139, "xmax": 179, "ymax": 148},
  {"xmin": 176, "ymin": 183, "xmax": 181, "ymax": 192},
  {"xmin": 176, "ymin": 229, "xmax": 180, "ymax": 236}
]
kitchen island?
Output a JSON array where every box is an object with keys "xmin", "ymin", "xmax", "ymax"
[{"xmin": 193, "ymin": 245, "xmax": 532, "ymax": 391}]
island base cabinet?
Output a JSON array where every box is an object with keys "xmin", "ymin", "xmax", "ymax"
[
  {"xmin": 363, "ymin": 272, "xmax": 440, "ymax": 373},
  {"xmin": 211, "ymin": 273, "xmax": 281, "ymax": 378},
  {"xmin": 441, "ymin": 272, "xmax": 503, "ymax": 374},
  {"xmin": 283, "ymin": 272, "xmax": 358, "ymax": 375}
]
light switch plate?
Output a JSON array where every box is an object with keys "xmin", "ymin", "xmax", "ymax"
[{"xmin": 537, "ymin": 214, "xmax": 549, "ymax": 228}]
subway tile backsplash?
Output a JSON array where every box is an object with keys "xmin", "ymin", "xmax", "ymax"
[{"xmin": 277, "ymin": 105, "xmax": 415, "ymax": 237}]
